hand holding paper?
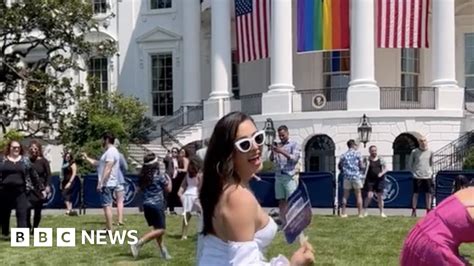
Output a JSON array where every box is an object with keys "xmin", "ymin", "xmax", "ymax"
[{"xmin": 282, "ymin": 181, "xmax": 312, "ymax": 244}]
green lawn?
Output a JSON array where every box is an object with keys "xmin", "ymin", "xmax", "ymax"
[{"xmin": 0, "ymin": 214, "xmax": 472, "ymax": 265}]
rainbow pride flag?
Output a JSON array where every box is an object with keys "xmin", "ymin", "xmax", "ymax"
[{"xmin": 297, "ymin": 0, "xmax": 350, "ymax": 53}]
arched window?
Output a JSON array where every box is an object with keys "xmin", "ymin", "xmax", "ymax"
[
  {"xmin": 305, "ymin": 135, "xmax": 336, "ymax": 173},
  {"xmin": 393, "ymin": 133, "xmax": 419, "ymax": 170}
]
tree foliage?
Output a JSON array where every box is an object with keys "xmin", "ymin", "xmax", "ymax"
[
  {"xmin": 0, "ymin": 0, "xmax": 116, "ymax": 136},
  {"xmin": 58, "ymin": 92, "xmax": 155, "ymax": 174},
  {"xmin": 0, "ymin": 129, "xmax": 24, "ymax": 151}
]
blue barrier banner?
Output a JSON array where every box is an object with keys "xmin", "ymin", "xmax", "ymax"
[
  {"xmin": 250, "ymin": 172, "xmax": 335, "ymax": 208},
  {"xmin": 436, "ymin": 171, "xmax": 474, "ymax": 204},
  {"xmin": 43, "ymin": 176, "xmax": 81, "ymax": 209},
  {"xmin": 300, "ymin": 172, "xmax": 335, "ymax": 208},
  {"xmin": 338, "ymin": 171, "xmax": 428, "ymax": 208},
  {"xmin": 82, "ymin": 175, "xmax": 142, "ymax": 208},
  {"xmin": 250, "ymin": 173, "xmax": 278, "ymax": 207}
]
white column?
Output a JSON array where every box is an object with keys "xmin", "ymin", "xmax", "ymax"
[
  {"xmin": 262, "ymin": 0, "xmax": 294, "ymax": 114},
  {"xmin": 347, "ymin": 0, "xmax": 379, "ymax": 110},
  {"xmin": 209, "ymin": 0, "xmax": 232, "ymax": 99},
  {"xmin": 182, "ymin": 0, "xmax": 201, "ymax": 106},
  {"xmin": 268, "ymin": 0, "xmax": 294, "ymax": 93},
  {"xmin": 204, "ymin": 0, "xmax": 234, "ymax": 120},
  {"xmin": 432, "ymin": 0, "xmax": 463, "ymax": 110}
]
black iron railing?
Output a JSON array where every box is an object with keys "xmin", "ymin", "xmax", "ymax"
[
  {"xmin": 380, "ymin": 87, "xmax": 435, "ymax": 109},
  {"xmin": 432, "ymin": 131, "xmax": 474, "ymax": 173},
  {"xmin": 148, "ymin": 107, "xmax": 185, "ymax": 139},
  {"xmin": 296, "ymin": 87, "xmax": 347, "ymax": 112},
  {"xmin": 160, "ymin": 105, "xmax": 203, "ymax": 150},
  {"xmin": 240, "ymin": 93, "xmax": 262, "ymax": 115}
]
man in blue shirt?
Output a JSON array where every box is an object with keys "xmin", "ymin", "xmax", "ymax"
[
  {"xmin": 338, "ymin": 139, "xmax": 364, "ymax": 218},
  {"xmin": 270, "ymin": 125, "xmax": 301, "ymax": 223}
]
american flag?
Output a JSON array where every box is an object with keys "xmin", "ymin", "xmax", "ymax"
[
  {"xmin": 235, "ymin": 0, "xmax": 270, "ymax": 63},
  {"xmin": 377, "ymin": 0, "xmax": 430, "ymax": 48}
]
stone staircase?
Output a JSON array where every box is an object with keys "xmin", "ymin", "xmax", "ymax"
[{"xmin": 127, "ymin": 122, "xmax": 203, "ymax": 172}]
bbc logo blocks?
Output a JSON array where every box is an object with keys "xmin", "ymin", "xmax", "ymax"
[{"xmin": 11, "ymin": 228, "xmax": 76, "ymax": 247}]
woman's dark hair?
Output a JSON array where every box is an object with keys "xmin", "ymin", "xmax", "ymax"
[
  {"xmin": 29, "ymin": 139, "xmax": 43, "ymax": 156},
  {"xmin": 63, "ymin": 152, "xmax": 75, "ymax": 164},
  {"xmin": 102, "ymin": 131, "xmax": 115, "ymax": 145},
  {"xmin": 179, "ymin": 148, "xmax": 189, "ymax": 158},
  {"xmin": 188, "ymin": 156, "xmax": 203, "ymax": 178},
  {"xmin": 453, "ymin": 175, "xmax": 471, "ymax": 193},
  {"xmin": 139, "ymin": 153, "xmax": 159, "ymax": 190},
  {"xmin": 200, "ymin": 111, "xmax": 254, "ymax": 235},
  {"xmin": 4, "ymin": 140, "xmax": 24, "ymax": 156}
]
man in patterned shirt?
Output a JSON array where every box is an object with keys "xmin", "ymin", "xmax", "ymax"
[
  {"xmin": 270, "ymin": 125, "xmax": 301, "ymax": 223},
  {"xmin": 338, "ymin": 139, "xmax": 364, "ymax": 218}
]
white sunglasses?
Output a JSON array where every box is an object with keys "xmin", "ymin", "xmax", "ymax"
[{"xmin": 234, "ymin": 130, "xmax": 266, "ymax": 153}]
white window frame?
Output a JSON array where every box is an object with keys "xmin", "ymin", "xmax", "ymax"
[
  {"xmin": 465, "ymin": 33, "xmax": 474, "ymax": 89},
  {"xmin": 231, "ymin": 50, "xmax": 240, "ymax": 99},
  {"xmin": 92, "ymin": 0, "xmax": 108, "ymax": 14},
  {"xmin": 143, "ymin": 0, "xmax": 175, "ymax": 15},
  {"xmin": 87, "ymin": 57, "xmax": 109, "ymax": 94},
  {"xmin": 150, "ymin": 53, "xmax": 174, "ymax": 117},
  {"xmin": 322, "ymin": 51, "xmax": 350, "ymax": 101},
  {"xmin": 401, "ymin": 48, "xmax": 420, "ymax": 102}
]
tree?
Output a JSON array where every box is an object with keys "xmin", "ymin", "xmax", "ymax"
[
  {"xmin": 0, "ymin": 0, "xmax": 116, "ymax": 136},
  {"xmin": 58, "ymin": 92, "xmax": 155, "ymax": 174},
  {"xmin": 0, "ymin": 129, "xmax": 24, "ymax": 151}
]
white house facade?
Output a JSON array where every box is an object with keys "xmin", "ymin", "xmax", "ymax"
[
  {"xmin": 6, "ymin": 0, "xmax": 474, "ymax": 173},
  {"xmin": 99, "ymin": 0, "xmax": 473, "ymax": 175}
]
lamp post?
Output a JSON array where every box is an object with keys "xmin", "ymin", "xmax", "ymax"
[
  {"xmin": 357, "ymin": 114, "xmax": 372, "ymax": 148},
  {"xmin": 264, "ymin": 118, "xmax": 276, "ymax": 147}
]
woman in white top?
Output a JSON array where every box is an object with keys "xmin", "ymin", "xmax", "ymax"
[
  {"xmin": 179, "ymin": 156, "xmax": 202, "ymax": 240},
  {"xmin": 198, "ymin": 112, "xmax": 315, "ymax": 266}
]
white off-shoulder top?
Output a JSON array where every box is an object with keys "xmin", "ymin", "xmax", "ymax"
[{"xmin": 197, "ymin": 218, "xmax": 290, "ymax": 266}]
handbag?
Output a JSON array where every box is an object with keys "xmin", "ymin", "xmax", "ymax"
[{"xmin": 20, "ymin": 157, "xmax": 45, "ymax": 205}]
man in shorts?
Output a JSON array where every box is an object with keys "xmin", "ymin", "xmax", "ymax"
[
  {"xmin": 83, "ymin": 132, "xmax": 121, "ymax": 230},
  {"xmin": 408, "ymin": 136, "xmax": 434, "ymax": 217},
  {"xmin": 339, "ymin": 139, "xmax": 364, "ymax": 218},
  {"xmin": 270, "ymin": 125, "xmax": 301, "ymax": 223},
  {"xmin": 362, "ymin": 145, "xmax": 388, "ymax": 217}
]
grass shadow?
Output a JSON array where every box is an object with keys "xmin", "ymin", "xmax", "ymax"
[
  {"xmin": 115, "ymin": 251, "xmax": 155, "ymax": 260},
  {"xmin": 79, "ymin": 221, "xmax": 105, "ymax": 225}
]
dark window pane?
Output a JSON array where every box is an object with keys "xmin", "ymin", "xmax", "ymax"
[
  {"xmin": 151, "ymin": 53, "xmax": 173, "ymax": 116},
  {"xmin": 88, "ymin": 57, "xmax": 108, "ymax": 93},
  {"xmin": 323, "ymin": 51, "xmax": 350, "ymax": 89}
]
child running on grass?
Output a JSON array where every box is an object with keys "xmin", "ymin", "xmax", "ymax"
[
  {"xmin": 178, "ymin": 156, "xmax": 203, "ymax": 240},
  {"xmin": 130, "ymin": 153, "xmax": 172, "ymax": 260}
]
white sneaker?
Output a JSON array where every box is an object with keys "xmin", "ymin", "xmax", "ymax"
[
  {"xmin": 340, "ymin": 214, "xmax": 348, "ymax": 218},
  {"xmin": 161, "ymin": 246, "xmax": 172, "ymax": 260},
  {"xmin": 363, "ymin": 211, "xmax": 368, "ymax": 217},
  {"xmin": 380, "ymin": 213, "xmax": 387, "ymax": 218},
  {"xmin": 130, "ymin": 243, "xmax": 140, "ymax": 258},
  {"xmin": 358, "ymin": 214, "xmax": 364, "ymax": 218}
]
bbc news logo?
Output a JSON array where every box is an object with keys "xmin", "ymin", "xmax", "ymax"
[{"xmin": 10, "ymin": 228, "xmax": 138, "ymax": 247}]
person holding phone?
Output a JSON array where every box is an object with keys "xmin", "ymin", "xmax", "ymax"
[{"xmin": 270, "ymin": 125, "xmax": 301, "ymax": 224}]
